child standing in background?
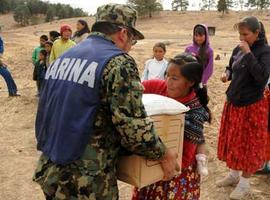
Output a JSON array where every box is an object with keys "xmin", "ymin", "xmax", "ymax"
[
  {"xmin": 33, "ymin": 49, "xmax": 47, "ymax": 96},
  {"xmin": 49, "ymin": 31, "xmax": 60, "ymax": 42},
  {"xmin": 32, "ymin": 35, "xmax": 48, "ymax": 65},
  {"xmin": 185, "ymin": 24, "xmax": 214, "ymax": 86},
  {"xmin": 44, "ymin": 41, "xmax": 53, "ymax": 67},
  {"xmin": 184, "ymin": 25, "xmax": 214, "ymax": 175},
  {"xmin": 141, "ymin": 42, "xmax": 168, "ymax": 81},
  {"xmin": 49, "ymin": 25, "xmax": 76, "ymax": 63}
]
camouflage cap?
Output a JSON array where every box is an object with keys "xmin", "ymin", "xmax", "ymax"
[{"xmin": 95, "ymin": 3, "xmax": 144, "ymax": 40}]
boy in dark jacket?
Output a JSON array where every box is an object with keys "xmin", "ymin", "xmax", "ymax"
[{"xmin": 33, "ymin": 49, "xmax": 47, "ymax": 96}]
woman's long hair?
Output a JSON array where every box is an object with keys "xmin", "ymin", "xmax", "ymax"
[
  {"xmin": 74, "ymin": 19, "xmax": 90, "ymax": 37},
  {"xmin": 235, "ymin": 16, "xmax": 268, "ymax": 44}
]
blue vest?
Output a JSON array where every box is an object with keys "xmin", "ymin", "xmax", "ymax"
[{"xmin": 35, "ymin": 35, "xmax": 125, "ymax": 164}]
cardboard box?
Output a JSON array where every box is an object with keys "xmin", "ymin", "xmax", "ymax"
[{"xmin": 117, "ymin": 114, "xmax": 184, "ymax": 188}]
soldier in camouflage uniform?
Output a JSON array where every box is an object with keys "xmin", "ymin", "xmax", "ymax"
[{"xmin": 33, "ymin": 4, "xmax": 179, "ymax": 200}]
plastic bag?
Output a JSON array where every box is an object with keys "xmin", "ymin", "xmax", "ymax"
[{"xmin": 142, "ymin": 94, "xmax": 189, "ymax": 116}]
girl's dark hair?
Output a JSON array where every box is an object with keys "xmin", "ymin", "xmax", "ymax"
[
  {"xmin": 40, "ymin": 35, "xmax": 48, "ymax": 41},
  {"xmin": 45, "ymin": 41, "xmax": 53, "ymax": 47},
  {"xmin": 153, "ymin": 42, "xmax": 166, "ymax": 52},
  {"xmin": 194, "ymin": 25, "xmax": 208, "ymax": 69},
  {"xmin": 169, "ymin": 53, "xmax": 212, "ymax": 123},
  {"xmin": 49, "ymin": 31, "xmax": 60, "ymax": 41},
  {"xmin": 39, "ymin": 49, "xmax": 47, "ymax": 57},
  {"xmin": 74, "ymin": 19, "xmax": 90, "ymax": 37},
  {"xmin": 91, "ymin": 22, "xmax": 122, "ymax": 35}
]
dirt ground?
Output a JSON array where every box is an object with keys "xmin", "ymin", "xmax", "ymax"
[{"xmin": 0, "ymin": 11, "xmax": 270, "ymax": 200}]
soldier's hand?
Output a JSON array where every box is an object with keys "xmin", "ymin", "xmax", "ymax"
[{"xmin": 160, "ymin": 149, "xmax": 180, "ymax": 181}]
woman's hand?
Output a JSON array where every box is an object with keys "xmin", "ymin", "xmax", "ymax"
[
  {"xmin": 239, "ymin": 41, "xmax": 251, "ymax": 54},
  {"xmin": 220, "ymin": 72, "xmax": 229, "ymax": 83}
]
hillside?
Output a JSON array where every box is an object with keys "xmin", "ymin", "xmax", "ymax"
[{"xmin": 0, "ymin": 11, "xmax": 270, "ymax": 200}]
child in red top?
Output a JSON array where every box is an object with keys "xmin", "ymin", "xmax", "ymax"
[{"xmin": 133, "ymin": 53, "xmax": 211, "ymax": 200}]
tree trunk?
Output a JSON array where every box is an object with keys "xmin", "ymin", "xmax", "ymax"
[{"xmin": 149, "ymin": 10, "xmax": 152, "ymax": 18}]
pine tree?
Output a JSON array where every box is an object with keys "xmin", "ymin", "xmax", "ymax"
[
  {"xmin": 14, "ymin": 4, "xmax": 31, "ymax": 26},
  {"xmin": 128, "ymin": 0, "xmax": 163, "ymax": 18},
  {"xmin": 27, "ymin": 0, "xmax": 41, "ymax": 15},
  {"xmin": 236, "ymin": 0, "xmax": 248, "ymax": 10},
  {"xmin": 202, "ymin": 0, "xmax": 216, "ymax": 10},
  {"xmin": 226, "ymin": 0, "xmax": 235, "ymax": 9},
  {"xmin": 10, "ymin": 0, "xmax": 88, "ymax": 26},
  {"xmin": 171, "ymin": 0, "xmax": 189, "ymax": 11},
  {"xmin": 58, "ymin": 7, "xmax": 68, "ymax": 19},
  {"xmin": 0, "ymin": 0, "xmax": 11, "ymax": 14},
  {"xmin": 45, "ymin": 6, "xmax": 55, "ymax": 22},
  {"xmin": 217, "ymin": 0, "xmax": 228, "ymax": 15},
  {"xmin": 73, "ymin": 8, "xmax": 87, "ymax": 17},
  {"xmin": 247, "ymin": 0, "xmax": 270, "ymax": 9}
]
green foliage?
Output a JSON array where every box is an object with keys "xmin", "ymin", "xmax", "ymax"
[
  {"xmin": 0, "ymin": 0, "xmax": 88, "ymax": 25},
  {"xmin": 127, "ymin": 0, "xmax": 163, "ymax": 18},
  {"xmin": 33, "ymin": 0, "xmax": 48, "ymax": 14},
  {"xmin": 0, "ymin": 0, "xmax": 11, "ymax": 13},
  {"xmin": 13, "ymin": 4, "xmax": 31, "ymax": 26},
  {"xmin": 45, "ymin": 6, "xmax": 55, "ymax": 22},
  {"xmin": 226, "ymin": 0, "xmax": 235, "ymax": 8},
  {"xmin": 217, "ymin": 0, "xmax": 228, "ymax": 15},
  {"xmin": 171, "ymin": 0, "xmax": 189, "ymax": 11},
  {"xmin": 202, "ymin": 0, "xmax": 216, "ymax": 10},
  {"xmin": 247, "ymin": 0, "xmax": 270, "ymax": 9},
  {"xmin": 234, "ymin": 0, "xmax": 248, "ymax": 10},
  {"xmin": 73, "ymin": 8, "xmax": 87, "ymax": 17}
]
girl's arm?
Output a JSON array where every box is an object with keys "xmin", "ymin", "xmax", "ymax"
[
  {"xmin": 161, "ymin": 60, "xmax": 168, "ymax": 80},
  {"xmin": 32, "ymin": 48, "xmax": 37, "ymax": 64},
  {"xmin": 201, "ymin": 49, "xmax": 214, "ymax": 84},
  {"xmin": 184, "ymin": 46, "xmax": 191, "ymax": 53},
  {"xmin": 181, "ymin": 140, "xmax": 197, "ymax": 168},
  {"xmin": 142, "ymin": 79, "xmax": 167, "ymax": 95},
  {"xmin": 141, "ymin": 61, "xmax": 149, "ymax": 81}
]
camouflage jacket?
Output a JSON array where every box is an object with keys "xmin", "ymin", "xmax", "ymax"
[{"xmin": 33, "ymin": 32, "xmax": 166, "ymax": 200}]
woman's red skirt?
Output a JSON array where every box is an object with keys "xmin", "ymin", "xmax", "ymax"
[
  {"xmin": 132, "ymin": 164, "xmax": 200, "ymax": 200},
  {"xmin": 218, "ymin": 98, "xmax": 268, "ymax": 173},
  {"xmin": 265, "ymin": 89, "xmax": 270, "ymax": 160},
  {"xmin": 266, "ymin": 134, "xmax": 270, "ymax": 161}
]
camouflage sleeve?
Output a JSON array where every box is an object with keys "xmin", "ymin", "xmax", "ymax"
[{"xmin": 103, "ymin": 54, "xmax": 166, "ymax": 160}]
